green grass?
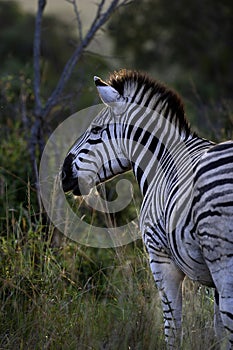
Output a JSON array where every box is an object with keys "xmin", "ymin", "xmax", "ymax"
[{"xmin": 0, "ymin": 195, "xmax": 221, "ymax": 350}]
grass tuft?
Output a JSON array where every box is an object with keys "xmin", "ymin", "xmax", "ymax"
[{"xmin": 0, "ymin": 188, "xmax": 218, "ymax": 350}]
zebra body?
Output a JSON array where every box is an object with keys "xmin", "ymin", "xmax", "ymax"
[{"xmin": 62, "ymin": 70, "xmax": 233, "ymax": 348}]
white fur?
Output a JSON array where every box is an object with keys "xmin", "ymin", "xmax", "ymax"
[{"xmin": 94, "ymin": 76, "xmax": 121, "ymax": 105}]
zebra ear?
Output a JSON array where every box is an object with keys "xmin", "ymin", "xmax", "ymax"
[{"xmin": 94, "ymin": 76, "xmax": 121, "ymax": 105}]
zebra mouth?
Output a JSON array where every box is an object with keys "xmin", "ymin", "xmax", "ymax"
[{"xmin": 62, "ymin": 174, "xmax": 92, "ymax": 196}]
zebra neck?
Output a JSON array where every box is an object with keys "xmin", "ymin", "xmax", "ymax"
[{"xmin": 122, "ymin": 106, "xmax": 213, "ymax": 199}]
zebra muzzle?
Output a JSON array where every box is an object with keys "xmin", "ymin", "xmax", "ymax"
[{"xmin": 62, "ymin": 175, "xmax": 91, "ymax": 196}]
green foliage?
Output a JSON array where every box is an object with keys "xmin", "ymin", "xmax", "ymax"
[
  {"xmin": 0, "ymin": 0, "xmax": 110, "ymax": 121},
  {"xmin": 108, "ymin": 0, "xmax": 233, "ymax": 138},
  {"xmin": 0, "ymin": 2, "xmax": 34, "ymax": 71},
  {"xmin": 109, "ymin": 0, "xmax": 232, "ymax": 96},
  {"xmin": 0, "ymin": 207, "xmax": 219, "ymax": 349},
  {"xmin": 0, "ymin": 125, "xmax": 33, "ymax": 232}
]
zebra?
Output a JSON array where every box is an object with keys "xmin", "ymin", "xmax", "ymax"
[{"xmin": 62, "ymin": 69, "xmax": 233, "ymax": 348}]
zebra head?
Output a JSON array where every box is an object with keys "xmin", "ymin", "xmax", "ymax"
[{"xmin": 62, "ymin": 76, "xmax": 131, "ymax": 196}]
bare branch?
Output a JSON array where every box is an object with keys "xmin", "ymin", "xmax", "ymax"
[
  {"xmin": 30, "ymin": 0, "xmax": 131, "ymax": 209},
  {"xmin": 94, "ymin": 0, "xmax": 106, "ymax": 22},
  {"xmin": 42, "ymin": 0, "xmax": 128, "ymax": 118},
  {"xmin": 73, "ymin": 0, "xmax": 83, "ymax": 42},
  {"xmin": 66, "ymin": 0, "xmax": 83, "ymax": 41},
  {"xmin": 33, "ymin": 0, "xmax": 46, "ymax": 117}
]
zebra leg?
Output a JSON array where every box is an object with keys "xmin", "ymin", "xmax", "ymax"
[
  {"xmin": 203, "ymin": 254, "xmax": 233, "ymax": 348},
  {"xmin": 219, "ymin": 292, "xmax": 233, "ymax": 349},
  {"xmin": 214, "ymin": 290, "xmax": 226, "ymax": 343},
  {"xmin": 149, "ymin": 252, "xmax": 185, "ymax": 348},
  {"xmin": 216, "ymin": 292, "xmax": 233, "ymax": 350}
]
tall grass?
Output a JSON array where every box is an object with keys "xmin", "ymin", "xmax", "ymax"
[{"xmin": 0, "ymin": 188, "xmax": 221, "ymax": 350}]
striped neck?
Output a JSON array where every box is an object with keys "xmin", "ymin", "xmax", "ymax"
[{"xmin": 120, "ymin": 102, "xmax": 212, "ymax": 199}]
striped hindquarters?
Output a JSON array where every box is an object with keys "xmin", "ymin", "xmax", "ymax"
[
  {"xmin": 192, "ymin": 141, "xmax": 233, "ymax": 238},
  {"xmin": 192, "ymin": 141, "xmax": 233, "ymax": 342}
]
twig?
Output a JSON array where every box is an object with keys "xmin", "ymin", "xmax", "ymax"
[
  {"xmin": 69, "ymin": 0, "xmax": 83, "ymax": 41},
  {"xmin": 33, "ymin": 0, "xmax": 46, "ymax": 117},
  {"xmin": 42, "ymin": 0, "xmax": 129, "ymax": 118}
]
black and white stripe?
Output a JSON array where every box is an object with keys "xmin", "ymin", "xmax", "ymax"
[{"xmin": 62, "ymin": 70, "xmax": 233, "ymax": 348}]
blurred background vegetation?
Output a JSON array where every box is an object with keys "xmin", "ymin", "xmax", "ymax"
[
  {"xmin": 109, "ymin": 0, "xmax": 233, "ymax": 140},
  {"xmin": 0, "ymin": 0, "xmax": 232, "ymax": 348}
]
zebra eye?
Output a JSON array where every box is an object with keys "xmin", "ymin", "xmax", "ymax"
[{"xmin": 91, "ymin": 126, "xmax": 102, "ymax": 135}]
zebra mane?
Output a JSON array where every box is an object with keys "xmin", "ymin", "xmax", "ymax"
[{"xmin": 108, "ymin": 69, "xmax": 192, "ymax": 136}]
